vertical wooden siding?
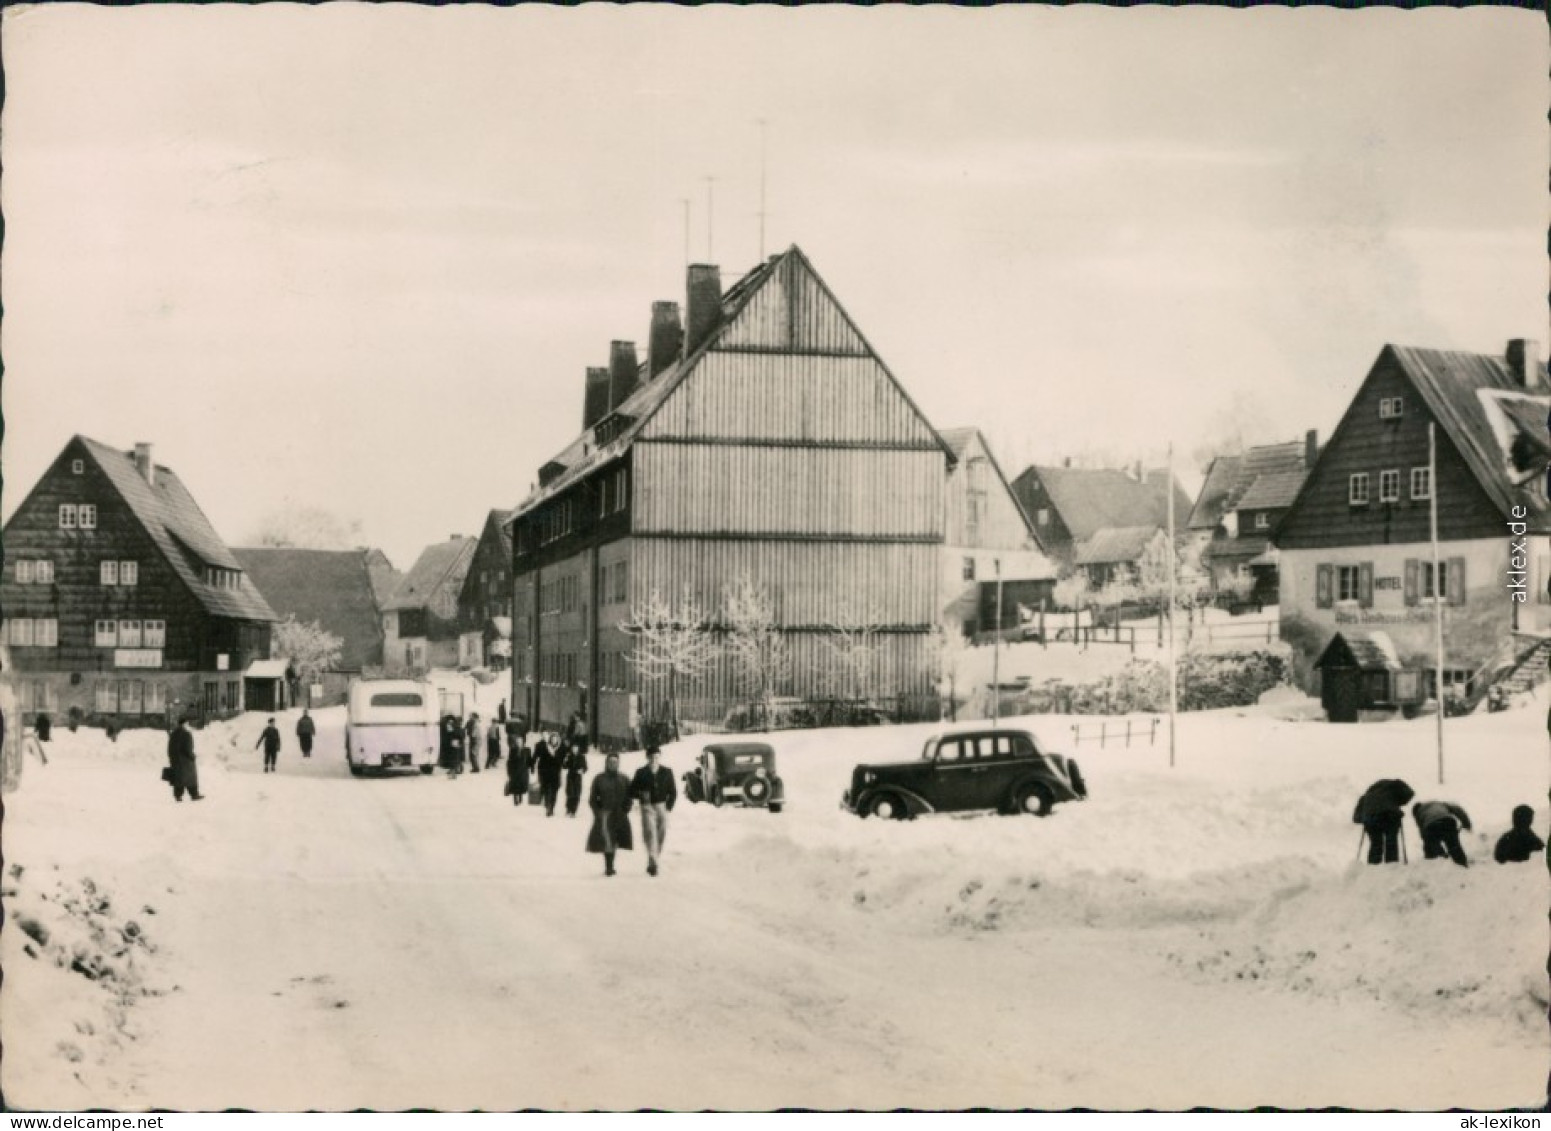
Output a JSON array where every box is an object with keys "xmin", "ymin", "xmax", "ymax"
[
  {"xmin": 717, "ymin": 254, "xmax": 868, "ymax": 355},
  {"xmin": 634, "ymin": 445, "xmax": 943, "ymax": 538},
  {"xmin": 642, "ymin": 352, "xmax": 938, "ymax": 446}
]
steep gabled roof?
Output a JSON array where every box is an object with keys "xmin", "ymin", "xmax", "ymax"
[
  {"xmin": 458, "ymin": 509, "xmax": 518, "ymax": 611},
  {"xmin": 937, "ymin": 427, "xmax": 978, "ymax": 460},
  {"xmin": 386, "ymin": 537, "xmax": 477, "ymax": 613},
  {"xmin": 1234, "ymin": 467, "xmax": 1308, "ymax": 512},
  {"xmin": 1028, "ymin": 466, "xmax": 1189, "ymax": 543},
  {"xmin": 1188, "ymin": 455, "xmax": 1244, "ymax": 530},
  {"xmin": 77, "ymin": 436, "xmax": 276, "ymax": 622},
  {"xmin": 941, "ymin": 426, "xmax": 1041, "ymax": 546},
  {"xmin": 1074, "ymin": 524, "xmax": 1163, "ymax": 566},
  {"xmin": 511, "ymin": 245, "xmax": 957, "ymax": 521},
  {"xmin": 232, "ymin": 548, "xmax": 386, "ymax": 670},
  {"xmin": 364, "ymin": 550, "xmax": 403, "ymax": 609},
  {"xmin": 1189, "ymin": 440, "xmax": 1309, "ymax": 530}
]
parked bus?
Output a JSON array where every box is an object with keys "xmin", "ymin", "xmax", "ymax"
[{"xmin": 345, "ymin": 678, "xmax": 440, "ymax": 776}]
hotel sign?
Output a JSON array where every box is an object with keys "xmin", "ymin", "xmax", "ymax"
[{"xmin": 115, "ymin": 649, "xmax": 164, "ymax": 669}]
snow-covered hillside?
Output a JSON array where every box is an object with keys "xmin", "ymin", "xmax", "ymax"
[{"xmin": 2, "ymin": 684, "xmax": 1545, "ymax": 1110}]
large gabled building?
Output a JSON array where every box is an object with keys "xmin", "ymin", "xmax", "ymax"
[
  {"xmin": 1011, "ymin": 463, "xmax": 1192, "ymax": 575},
  {"xmin": 509, "ymin": 245, "xmax": 956, "ymax": 745},
  {"xmin": 456, "ymin": 508, "xmax": 517, "ymax": 670},
  {"xmin": 1276, "ymin": 340, "xmax": 1551, "ymax": 700},
  {"xmin": 382, "ymin": 536, "xmax": 476, "ymax": 673},
  {"xmin": 1, "ymin": 437, "xmax": 278, "ymax": 725}
]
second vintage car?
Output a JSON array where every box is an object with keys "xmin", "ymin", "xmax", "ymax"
[
  {"xmin": 683, "ymin": 742, "xmax": 785, "ymax": 813},
  {"xmin": 842, "ymin": 727, "xmax": 1087, "ymax": 819}
]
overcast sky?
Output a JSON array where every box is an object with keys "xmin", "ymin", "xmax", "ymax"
[{"xmin": 2, "ymin": 4, "xmax": 1545, "ymax": 569}]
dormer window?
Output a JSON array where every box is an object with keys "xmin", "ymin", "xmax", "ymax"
[
  {"xmin": 1254, "ymin": 512, "xmax": 1269, "ymax": 530},
  {"xmin": 1379, "ymin": 397, "xmax": 1404, "ymax": 419},
  {"xmin": 204, "ymin": 567, "xmax": 241, "ymax": 590}
]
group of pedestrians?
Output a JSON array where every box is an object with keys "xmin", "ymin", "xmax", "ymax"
[
  {"xmin": 253, "ymin": 710, "xmax": 316, "ymax": 774},
  {"xmin": 1353, "ymin": 777, "xmax": 1544, "ymax": 867},
  {"xmin": 585, "ymin": 745, "xmax": 678, "ymax": 878},
  {"xmin": 502, "ymin": 728, "xmax": 588, "ymax": 817}
]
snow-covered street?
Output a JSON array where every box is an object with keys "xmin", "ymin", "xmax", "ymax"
[{"xmin": 2, "ymin": 688, "xmax": 1546, "ymax": 1111}]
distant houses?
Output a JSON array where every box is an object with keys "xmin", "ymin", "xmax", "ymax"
[
  {"xmin": 1275, "ymin": 340, "xmax": 1551, "ymax": 706},
  {"xmin": 1010, "ymin": 463, "xmax": 1192, "ymax": 583},
  {"xmin": 1, "ymin": 437, "xmax": 278, "ymax": 726},
  {"xmin": 382, "ymin": 535, "xmax": 476, "ymax": 674},
  {"xmin": 456, "ymin": 509, "xmax": 516, "ymax": 671},
  {"xmin": 232, "ymin": 546, "xmax": 399, "ymax": 702},
  {"xmin": 508, "ymin": 245, "xmax": 963, "ymax": 744},
  {"xmin": 1189, "ymin": 433, "xmax": 1317, "ymax": 604}
]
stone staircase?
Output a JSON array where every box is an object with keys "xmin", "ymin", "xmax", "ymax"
[{"xmin": 1466, "ymin": 635, "xmax": 1551, "ymax": 710}]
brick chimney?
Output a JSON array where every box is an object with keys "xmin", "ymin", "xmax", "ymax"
[
  {"xmin": 685, "ymin": 264, "xmax": 722, "ymax": 356},
  {"xmin": 647, "ymin": 301, "xmax": 684, "ymax": 380},
  {"xmin": 1304, "ymin": 428, "xmax": 1319, "ymax": 469},
  {"xmin": 583, "ymin": 367, "xmax": 611, "ymax": 430},
  {"xmin": 133, "ymin": 443, "xmax": 155, "ymax": 486},
  {"xmin": 608, "ymin": 341, "xmax": 639, "ymax": 411},
  {"xmin": 1505, "ymin": 339, "xmax": 1541, "ymax": 388}
]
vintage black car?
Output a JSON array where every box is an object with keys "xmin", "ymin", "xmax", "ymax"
[
  {"xmin": 842, "ymin": 728, "xmax": 1086, "ymax": 819},
  {"xmin": 683, "ymin": 742, "xmax": 785, "ymax": 813}
]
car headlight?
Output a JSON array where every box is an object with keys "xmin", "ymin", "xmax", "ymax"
[{"xmin": 754, "ymin": 767, "xmax": 767, "ymax": 779}]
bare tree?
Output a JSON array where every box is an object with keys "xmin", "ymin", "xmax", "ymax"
[
  {"xmin": 723, "ymin": 573, "xmax": 790, "ymax": 725},
  {"xmin": 820, "ymin": 599, "xmax": 882, "ymax": 703},
  {"xmin": 272, "ymin": 616, "xmax": 344, "ymax": 704},
  {"xmin": 620, "ymin": 584, "xmax": 720, "ymax": 741},
  {"xmin": 248, "ymin": 507, "xmax": 363, "ymax": 550}
]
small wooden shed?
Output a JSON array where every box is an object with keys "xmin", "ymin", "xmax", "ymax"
[{"xmin": 1314, "ymin": 630, "xmax": 1421, "ymax": 722}]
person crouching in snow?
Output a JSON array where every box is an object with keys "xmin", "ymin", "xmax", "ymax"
[
  {"xmin": 256, "ymin": 717, "xmax": 282, "ymax": 773},
  {"xmin": 1494, "ymin": 805, "xmax": 1545, "ymax": 864},
  {"xmin": 586, "ymin": 752, "xmax": 634, "ymax": 877},
  {"xmin": 631, "ymin": 745, "xmax": 677, "ymax": 877},
  {"xmin": 1413, "ymin": 800, "xmax": 1472, "ymax": 867},
  {"xmin": 563, "ymin": 741, "xmax": 587, "ymax": 817},
  {"xmin": 1353, "ymin": 778, "xmax": 1413, "ymax": 864}
]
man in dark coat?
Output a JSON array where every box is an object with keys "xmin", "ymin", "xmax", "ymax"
[
  {"xmin": 35, "ymin": 712, "xmax": 51, "ymax": 742},
  {"xmin": 563, "ymin": 742, "xmax": 588, "ymax": 818},
  {"xmin": 168, "ymin": 717, "xmax": 203, "ymax": 801},
  {"xmin": 535, "ymin": 736, "xmax": 564, "ymax": 817},
  {"xmin": 440, "ymin": 715, "xmax": 466, "ymax": 778},
  {"xmin": 1353, "ymin": 778, "xmax": 1414, "ymax": 864},
  {"xmin": 296, "ymin": 709, "xmax": 316, "ymax": 758},
  {"xmin": 586, "ymin": 752, "xmax": 634, "ymax": 876},
  {"xmin": 1413, "ymin": 800, "xmax": 1472, "ymax": 867},
  {"xmin": 630, "ymin": 746, "xmax": 678, "ymax": 877},
  {"xmin": 255, "ymin": 717, "xmax": 282, "ymax": 773},
  {"xmin": 505, "ymin": 737, "xmax": 530, "ymax": 806},
  {"xmin": 1495, "ymin": 805, "xmax": 1545, "ymax": 864},
  {"xmin": 464, "ymin": 714, "xmax": 482, "ymax": 774},
  {"xmin": 486, "ymin": 722, "xmax": 502, "ymax": 770}
]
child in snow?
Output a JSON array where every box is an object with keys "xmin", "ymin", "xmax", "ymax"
[
  {"xmin": 1412, "ymin": 800, "xmax": 1472, "ymax": 867},
  {"xmin": 1353, "ymin": 778, "xmax": 1414, "ymax": 864},
  {"xmin": 1494, "ymin": 805, "xmax": 1545, "ymax": 864}
]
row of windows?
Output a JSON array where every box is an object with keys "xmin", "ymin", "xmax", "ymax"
[
  {"xmin": 204, "ymin": 568, "xmax": 242, "ymax": 590},
  {"xmin": 1313, "ymin": 559, "xmax": 1465, "ymax": 608},
  {"xmin": 58, "ymin": 504, "xmax": 99, "ymax": 530},
  {"xmin": 97, "ymin": 680, "xmax": 172, "ymax": 715},
  {"xmin": 102, "ymin": 561, "xmax": 140, "ymax": 586},
  {"xmin": 7, "ymin": 619, "xmax": 59, "ymax": 647},
  {"xmin": 599, "ymin": 650, "xmax": 630, "ymax": 691},
  {"xmin": 539, "ymin": 650, "xmax": 580, "ymax": 686},
  {"xmin": 600, "ymin": 560, "xmax": 629, "ymax": 606},
  {"xmin": 540, "ymin": 575, "xmax": 581, "ymax": 616},
  {"xmin": 1349, "ymin": 468, "xmax": 1430, "ymax": 506},
  {"xmin": 535, "ymin": 499, "xmax": 577, "ymax": 546},
  {"xmin": 599, "ymin": 467, "xmax": 629, "ymax": 517},
  {"xmin": 13, "ymin": 560, "xmax": 56, "ymax": 584},
  {"xmin": 96, "ymin": 619, "xmax": 168, "ymax": 648},
  {"xmin": 17, "ymin": 680, "xmax": 59, "ymax": 712},
  {"xmin": 202, "ymin": 680, "xmax": 243, "ymax": 712}
]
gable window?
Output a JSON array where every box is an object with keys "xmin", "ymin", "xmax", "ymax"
[
  {"xmin": 1348, "ymin": 474, "xmax": 1370, "ymax": 506},
  {"xmin": 1410, "ymin": 467, "xmax": 1431, "ymax": 500},
  {"xmin": 95, "ymin": 620, "xmax": 119, "ymax": 647},
  {"xmin": 101, "ymin": 561, "xmax": 119, "ymax": 586},
  {"xmin": 59, "ymin": 504, "xmax": 78, "ymax": 529},
  {"xmin": 1379, "ymin": 397, "xmax": 1404, "ymax": 419},
  {"xmin": 72, "ymin": 459, "xmax": 84, "ymax": 475},
  {"xmin": 1379, "ymin": 470, "xmax": 1400, "ymax": 503},
  {"xmin": 1254, "ymin": 513, "xmax": 1269, "ymax": 531},
  {"xmin": 79, "ymin": 505, "xmax": 97, "ymax": 529}
]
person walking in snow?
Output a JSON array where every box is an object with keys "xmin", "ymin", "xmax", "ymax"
[
  {"xmin": 1412, "ymin": 800, "xmax": 1472, "ymax": 867},
  {"xmin": 563, "ymin": 741, "xmax": 587, "ymax": 818},
  {"xmin": 296, "ymin": 709, "xmax": 316, "ymax": 758},
  {"xmin": 630, "ymin": 745, "xmax": 677, "ymax": 877},
  {"xmin": 486, "ymin": 721, "xmax": 502, "ymax": 770},
  {"xmin": 535, "ymin": 734, "xmax": 564, "ymax": 817},
  {"xmin": 586, "ymin": 752, "xmax": 634, "ymax": 877},
  {"xmin": 256, "ymin": 717, "xmax": 282, "ymax": 773},
  {"xmin": 464, "ymin": 714, "xmax": 482, "ymax": 774},
  {"xmin": 440, "ymin": 715, "xmax": 466, "ymax": 778},
  {"xmin": 505, "ymin": 735, "xmax": 531, "ymax": 806},
  {"xmin": 1353, "ymin": 778, "xmax": 1414, "ymax": 865},
  {"xmin": 35, "ymin": 712, "xmax": 51, "ymax": 742},
  {"xmin": 168, "ymin": 717, "xmax": 203, "ymax": 801},
  {"xmin": 1494, "ymin": 804, "xmax": 1545, "ymax": 864},
  {"xmin": 497, "ymin": 699, "xmax": 508, "ymax": 725}
]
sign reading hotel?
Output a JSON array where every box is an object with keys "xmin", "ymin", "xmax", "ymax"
[{"xmin": 115, "ymin": 649, "xmax": 164, "ymax": 669}]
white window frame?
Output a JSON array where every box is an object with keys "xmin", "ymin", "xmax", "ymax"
[
  {"xmin": 1421, "ymin": 560, "xmax": 1449, "ymax": 601},
  {"xmin": 16, "ymin": 560, "xmax": 34, "ymax": 584},
  {"xmin": 145, "ymin": 683, "xmax": 167, "ymax": 713},
  {"xmin": 144, "ymin": 620, "xmax": 166, "ymax": 648},
  {"xmin": 1348, "ymin": 474, "xmax": 1370, "ymax": 506},
  {"xmin": 1337, "ymin": 565, "xmax": 1361, "ymax": 603},
  {"xmin": 59, "ymin": 504, "xmax": 78, "ymax": 529},
  {"xmin": 95, "ymin": 682, "xmax": 119, "ymax": 713},
  {"xmin": 8, "ymin": 619, "xmax": 34, "ymax": 647},
  {"xmin": 36, "ymin": 560, "xmax": 54, "ymax": 585},
  {"xmin": 1379, "ymin": 397, "xmax": 1404, "ymax": 419},
  {"xmin": 1379, "ymin": 469, "xmax": 1400, "ymax": 503},
  {"xmin": 118, "ymin": 620, "xmax": 143, "ymax": 648},
  {"xmin": 79, "ymin": 504, "xmax": 97, "ymax": 530},
  {"xmin": 101, "ymin": 560, "xmax": 119, "ymax": 586},
  {"xmin": 120, "ymin": 561, "xmax": 138, "ymax": 586},
  {"xmin": 71, "ymin": 459, "xmax": 84, "ymax": 475},
  {"xmin": 95, "ymin": 619, "xmax": 119, "ymax": 647},
  {"xmin": 1410, "ymin": 467, "xmax": 1431, "ymax": 500},
  {"xmin": 35, "ymin": 619, "xmax": 58, "ymax": 647},
  {"xmin": 1254, "ymin": 513, "xmax": 1269, "ymax": 530}
]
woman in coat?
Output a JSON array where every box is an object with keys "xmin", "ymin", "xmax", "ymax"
[
  {"xmin": 439, "ymin": 716, "xmax": 466, "ymax": 778},
  {"xmin": 586, "ymin": 752, "xmax": 634, "ymax": 876},
  {"xmin": 563, "ymin": 742, "xmax": 588, "ymax": 817},
  {"xmin": 505, "ymin": 737, "xmax": 531, "ymax": 806},
  {"xmin": 486, "ymin": 723, "xmax": 502, "ymax": 770}
]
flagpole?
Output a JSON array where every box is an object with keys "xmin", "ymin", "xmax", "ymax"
[
  {"xmin": 1429, "ymin": 422, "xmax": 1445, "ymax": 784},
  {"xmin": 991, "ymin": 557, "xmax": 1003, "ymax": 726},
  {"xmin": 1167, "ymin": 444, "xmax": 1179, "ymax": 769}
]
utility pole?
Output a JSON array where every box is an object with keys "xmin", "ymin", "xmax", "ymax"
[
  {"xmin": 680, "ymin": 198, "xmax": 690, "ymax": 270},
  {"xmin": 757, "ymin": 118, "xmax": 769, "ymax": 261},
  {"xmin": 1429, "ymin": 422, "xmax": 1446, "ymax": 784},
  {"xmin": 1166, "ymin": 443, "xmax": 1179, "ymax": 769},
  {"xmin": 703, "ymin": 176, "xmax": 716, "ymax": 261},
  {"xmin": 991, "ymin": 558, "xmax": 1003, "ymax": 726}
]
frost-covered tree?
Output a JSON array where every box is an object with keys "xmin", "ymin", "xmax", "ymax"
[
  {"xmin": 272, "ymin": 617, "xmax": 344, "ymax": 700},
  {"xmin": 248, "ymin": 507, "xmax": 363, "ymax": 551},
  {"xmin": 620, "ymin": 585, "xmax": 720, "ymax": 741},
  {"xmin": 724, "ymin": 574, "xmax": 790, "ymax": 721},
  {"xmin": 928, "ymin": 621, "xmax": 970, "ymax": 722},
  {"xmin": 820, "ymin": 599, "xmax": 883, "ymax": 702},
  {"xmin": 1051, "ymin": 572, "xmax": 1092, "ymax": 612}
]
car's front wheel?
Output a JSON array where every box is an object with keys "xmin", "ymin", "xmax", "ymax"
[
  {"xmin": 866, "ymin": 792, "xmax": 908, "ymax": 820},
  {"xmin": 1014, "ymin": 781, "xmax": 1053, "ymax": 817}
]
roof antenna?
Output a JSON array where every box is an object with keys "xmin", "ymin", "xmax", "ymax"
[
  {"xmin": 757, "ymin": 118, "xmax": 769, "ymax": 261},
  {"xmin": 680, "ymin": 197, "xmax": 691, "ymax": 270},
  {"xmin": 703, "ymin": 175, "xmax": 716, "ymax": 261}
]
